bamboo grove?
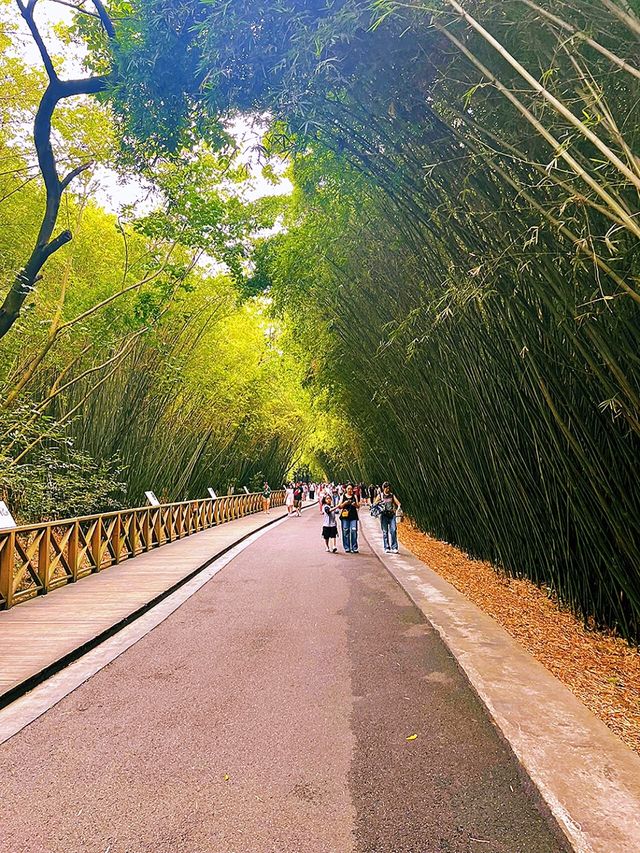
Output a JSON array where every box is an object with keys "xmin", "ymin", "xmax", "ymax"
[
  {"xmin": 1, "ymin": 0, "xmax": 639, "ymax": 640},
  {"xmin": 263, "ymin": 0, "xmax": 639, "ymax": 641}
]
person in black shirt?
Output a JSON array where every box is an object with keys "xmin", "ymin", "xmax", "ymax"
[
  {"xmin": 335, "ymin": 483, "xmax": 360, "ymax": 553},
  {"xmin": 293, "ymin": 482, "xmax": 303, "ymax": 516}
]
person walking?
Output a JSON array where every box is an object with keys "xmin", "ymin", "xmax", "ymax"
[
  {"xmin": 317, "ymin": 483, "xmax": 325, "ymax": 513},
  {"xmin": 321, "ymin": 495, "xmax": 338, "ymax": 553},
  {"xmin": 376, "ymin": 481, "xmax": 402, "ymax": 554},
  {"xmin": 262, "ymin": 481, "xmax": 272, "ymax": 514},
  {"xmin": 293, "ymin": 482, "xmax": 303, "ymax": 516},
  {"xmin": 285, "ymin": 483, "xmax": 295, "ymax": 516},
  {"xmin": 335, "ymin": 483, "xmax": 360, "ymax": 553}
]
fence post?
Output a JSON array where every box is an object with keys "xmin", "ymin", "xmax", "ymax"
[
  {"xmin": 38, "ymin": 526, "xmax": 51, "ymax": 594},
  {"xmin": 130, "ymin": 512, "xmax": 139, "ymax": 556},
  {"xmin": 0, "ymin": 531, "xmax": 15, "ymax": 609},
  {"xmin": 113, "ymin": 513, "xmax": 122, "ymax": 564},
  {"xmin": 91, "ymin": 519, "xmax": 102, "ymax": 571},
  {"xmin": 142, "ymin": 509, "xmax": 151, "ymax": 551},
  {"xmin": 68, "ymin": 520, "xmax": 79, "ymax": 581}
]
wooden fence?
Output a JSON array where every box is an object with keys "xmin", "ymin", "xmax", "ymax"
[{"xmin": 0, "ymin": 491, "xmax": 285, "ymax": 610}]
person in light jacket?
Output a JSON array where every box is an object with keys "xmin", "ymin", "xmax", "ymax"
[{"xmin": 375, "ymin": 482, "xmax": 401, "ymax": 554}]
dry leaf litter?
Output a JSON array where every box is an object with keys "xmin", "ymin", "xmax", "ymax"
[{"xmin": 399, "ymin": 521, "xmax": 640, "ymax": 756}]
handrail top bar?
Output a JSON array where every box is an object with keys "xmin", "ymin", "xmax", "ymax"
[{"xmin": 1, "ymin": 491, "xmax": 282, "ymax": 535}]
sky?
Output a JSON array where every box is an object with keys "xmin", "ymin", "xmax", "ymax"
[{"xmin": 9, "ymin": 0, "xmax": 292, "ymax": 215}]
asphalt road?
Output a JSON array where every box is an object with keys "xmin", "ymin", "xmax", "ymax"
[{"xmin": 0, "ymin": 509, "xmax": 568, "ymax": 852}]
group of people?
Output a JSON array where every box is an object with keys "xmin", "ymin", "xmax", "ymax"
[
  {"xmin": 319, "ymin": 481, "xmax": 402, "ymax": 555},
  {"xmin": 282, "ymin": 482, "xmax": 308, "ymax": 516},
  {"xmin": 262, "ymin": 481, "xmax": 312, "ymax": 516},
  {"xmin": 261, "ymin": 480, "xmax": 402, "ymax": 555}
]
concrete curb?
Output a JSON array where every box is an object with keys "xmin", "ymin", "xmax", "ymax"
[{"xmin": 359, "ymin": 512, "xmax": 640, "ymax": 853}]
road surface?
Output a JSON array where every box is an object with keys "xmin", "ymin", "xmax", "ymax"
[{"xmin": 0, "ymin": 508, "xmax": 568, "ymax": 852}]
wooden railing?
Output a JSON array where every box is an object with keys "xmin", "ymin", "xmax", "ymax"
[{"xmin": 0, "ymin": 491, "xmax": 285, "ymax": 610}]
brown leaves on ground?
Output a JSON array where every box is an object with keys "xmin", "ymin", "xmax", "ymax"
[{"xmin": 399, "ymin": 522, "xmax": 640, "ymax": 756}]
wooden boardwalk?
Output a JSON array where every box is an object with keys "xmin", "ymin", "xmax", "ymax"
[{"xmin": 0, "ymin": 506, "xmax": 291, "ymax": 704}]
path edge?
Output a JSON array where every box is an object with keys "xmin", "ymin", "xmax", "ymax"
[{"xmin": 359, "ymin": 513, "xmax": 640, "ymax": 853}]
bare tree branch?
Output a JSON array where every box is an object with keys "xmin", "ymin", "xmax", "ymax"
[
  {"xmin": 16, "ymin": 0, "xmax": 58, "ymax": 82},
  {"xmin": 48, "ymin": 0, "xmax": 101, "ymax": 20},
  {"xmin": 0, "ymin": 0, "xmax": 116, "ymax": 339},
  {"xmin": 60, "ymin": 161, "xmax": 92, "ymax": 190}
]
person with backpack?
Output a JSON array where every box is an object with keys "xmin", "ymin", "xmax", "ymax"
[
  {"xmin": 375, "ymin": 482, "xmax": 402, "ymax": 554},
  {"xmin": 335, "ymin": 483, "xmax": 360, "ymax": 553}
]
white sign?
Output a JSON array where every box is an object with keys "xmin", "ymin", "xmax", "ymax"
[
  {"xmin": 207, "ymin": 488, "xmax": 218, "ymax": 500},
  {"xmin": 0, "ymin": 501, "xmax": 17, "ymax": 530},
  {"xmin": 243, "ymin": 486, "xmax": 250, "ymax": 494},
  {"xmin": 145, "ymin": 491, "xmax": 160, "ymax": 506}
]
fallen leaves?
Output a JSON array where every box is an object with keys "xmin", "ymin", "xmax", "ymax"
[
  {"xmin": 406, "ymin": 733, "xmax": 418, "ymax": 741},
  {"xmin": 399, "ymin": 522, "xmax": 640, "ymax": 756}
]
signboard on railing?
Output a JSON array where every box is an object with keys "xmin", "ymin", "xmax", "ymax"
[
  {"xmin": 0, "ymin": 501, "xmax": 16, "ymax": 530},
  {"xmin": 145, "ymin": 491, "xmax": 160, "ymax": 506}
]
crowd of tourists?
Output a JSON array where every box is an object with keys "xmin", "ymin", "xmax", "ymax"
[
  {"xmin": 317, "ymin": 481, "xmax": 402, "ymax": 555},
  {"xmin": 261, "ymin": 479, "xmax": 402, "ymax": 555}
]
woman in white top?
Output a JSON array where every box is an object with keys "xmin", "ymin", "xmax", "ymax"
[{"xmin": 285, "ymin": 484, "xmax": 295, "ymax": 515}]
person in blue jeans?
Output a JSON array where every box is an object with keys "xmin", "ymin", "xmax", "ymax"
[
  {"xmin": 335, "ymin": 483, "xmax": 360, "ymax": 553},
  {"xmin": 376, "ymin": 482, "xmax": 402, "ymax": 554}
]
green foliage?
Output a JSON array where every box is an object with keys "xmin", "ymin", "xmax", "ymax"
[
  {"xmin": 187, "ymin": 0, "xmax": 638, "ymax": 641},
  {"xmin": 0, "ymin": 5, "xmax": 322, "ymax": 523},
  {"xmin": 0, "ymin": 407, "xmax": 127, "ymax": 522},
  {"xmin": 3, "ymin": 0, "xmax": 640, "ymax": 646}
]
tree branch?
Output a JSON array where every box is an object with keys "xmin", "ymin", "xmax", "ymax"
[
  {"xmin": 91, "ymin": 0, "xmax": 116, "ymax": 39},
  {"xmin": 48, "ymin": 0, "xmax": 101, "ymax": 20},
  {"xmin": 16, "ymin": 0, "xmax": 58, "ymax": 82},
  {"xmin": 41, "ymin": 229, "xmax": 73, "ymax": 261},
  {"xmin": 0, "ymin": 0, "xmax": 115, "ymax": 340},
  {"xmin": 60, "ymin": 161, "xmax": 93, "ymax": 190}
]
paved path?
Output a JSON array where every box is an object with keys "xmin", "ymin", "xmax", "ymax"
[
  {"xmin": 0, "ymin": 509, "xmax": 568, "ymax": 852},
  {"xmin": 0, "ymin": 505, "xmax": 292, "ymax": 703}
]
